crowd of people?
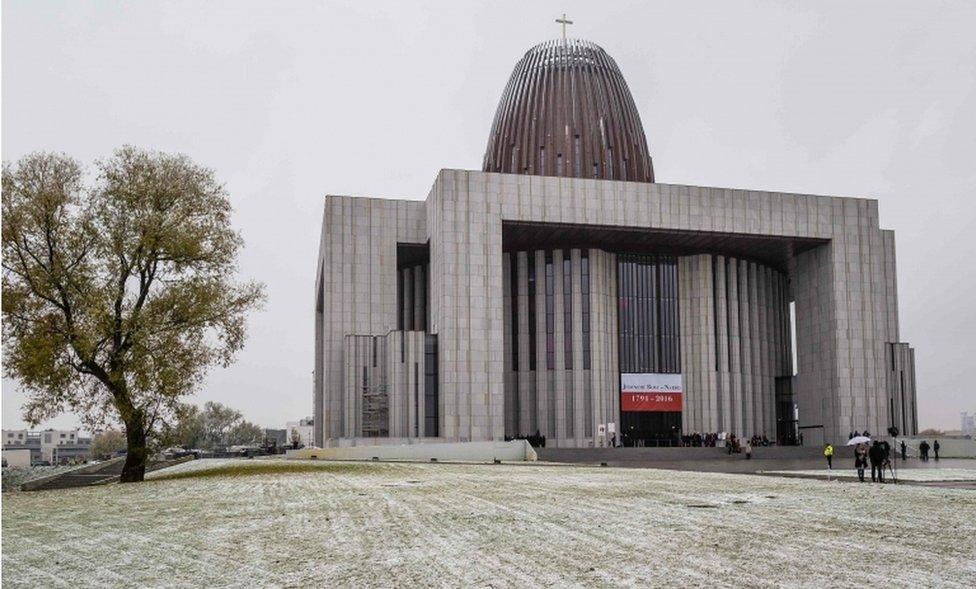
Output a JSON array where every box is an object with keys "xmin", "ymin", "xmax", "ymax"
[
  {"xmin": 679, "ymin": 432, "xmax": 776, "ymax": 449},
  {"xmin": 847, "ymin": 440, "xmax": 892, "ymax": 483},
  {"xmin": 680, "ymin": 432, "xmax": 719, "ymax": 447},
  {"xmin": 504, "ymin": 431, "xmax": 547, "ymax": 448}
]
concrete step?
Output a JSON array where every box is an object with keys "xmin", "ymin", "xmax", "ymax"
[
  {"xmin": 35, "ymin": 474, "xmax": 119, "ymax": 491},
  {"xmin": 22, "ymin": 455, "xmax": 194, "ymax": 491}
]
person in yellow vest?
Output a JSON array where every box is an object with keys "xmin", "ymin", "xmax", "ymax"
[{"xmin": 823, "ymin": 443, "xmax": 834, "ymax": 469}]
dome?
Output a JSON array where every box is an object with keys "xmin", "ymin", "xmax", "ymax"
[{"xmin": 483, "ymin": 38, "xmax": 654, "ymax": 183}]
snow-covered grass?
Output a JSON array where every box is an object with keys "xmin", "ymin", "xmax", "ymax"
[
  {"xmin": 763, "ymin": 468, "xmax": 976, "ymax": 482},
  {"xmin": 3, "ymin": 459, "xmax": 975, "ymax": 587}
]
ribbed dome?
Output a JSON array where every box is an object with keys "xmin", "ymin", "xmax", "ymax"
[{"xmin": 483, "ymin": 39, "xmax": 654, "ymax": 183}]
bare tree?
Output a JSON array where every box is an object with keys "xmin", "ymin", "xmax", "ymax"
[{"xmin": 2, "ymin": 148, "xmax": 264, "ymax": 482}]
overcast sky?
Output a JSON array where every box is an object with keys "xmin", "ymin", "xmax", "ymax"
[{"xmin": 3, "ymin": 1, "xmax": 974, "ymax": 432}]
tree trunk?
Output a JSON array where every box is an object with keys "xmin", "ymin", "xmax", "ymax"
[{"xmin": 120, "ymin": 417, "xmax": 148, "ymax": 483}]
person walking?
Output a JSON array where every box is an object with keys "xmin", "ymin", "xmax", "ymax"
[
  {"xmin": 855, "ymin": 443, "xmax": 868, "ymax": 482},
  {"xmin": 934, "ymin": 439, "xmax": 940, "ymax": 461},
  {"xmin": 824, "ymin": 443, "xmax": 834, "ymax": 470},
  {"xmin": 919, "ymin": 440, "xmax": 930, "ymax": 461},
  {"xmin": 900, "ymin": 440, "xmax": 907, "ymax": 461},
  {"xmin": 744, "ymin": 439, "xmax": 753, "ymax": 460},
  {"xmin": 869, "ymin": 441, "xmax": 885, "ymax": 483}
]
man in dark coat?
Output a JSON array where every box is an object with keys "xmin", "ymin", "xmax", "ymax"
[
  {"xmin": 854, "ymin": 444, "xmax": 868, "ymax": 482},
  {"xmin": 934, "ymin": 440, "xmax": 941, "ymax": 461},
  {"xmin": 900, "ymin": 440, "xmax": 907, "ymax": 461},
  {"xmin": 869, "ymin": 441, "xmax": 885, "ymax": 483},
  {"xmin": 919, "ymin": 440, "xmax": 930, "ymax": 461}
]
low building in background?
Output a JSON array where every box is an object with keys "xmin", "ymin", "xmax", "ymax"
[
  {"xmin": 3, "ymin": 430, "xmax": 41, "ymax": 464},
  {"xmin": 2, "ymin": 448, "xmax": 32, "ymax": 468},
  {"xmin": 2, "ymin": 429, "xmax": 91, "ymax": 464},
  {"xmin": 962, "ymin": 412, "xmax": 975, "ymax": 438}
]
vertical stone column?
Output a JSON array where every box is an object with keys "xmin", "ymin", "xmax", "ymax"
[
  {"xmin": 748, "ymin": 262, "xmax": 763, "ymax": 437},
  {"xmin": 387, "ymin": 334, "xmax": 402, "ymax": 437},
  {"xmin": 764, "ymin": 267, "xmax": 778, "ymax": 436},
  {"xmin": 426, "ymin": 170, "xmax": 505, "ymax": 442},
  {"xmin": 314, "ymin": 274, "xmax": 324, "ymax": 445},
  {"xmin": 571, "ymin": 249, "xmax": 586, "ymax": 446},
  {"xmin": 726, "ymin": 260, "xmax": 742, "ymax": 436},
  {"xmin": 413, "ymin": 265, "xmax": 426, "ymax": 331},
  {"xmin": 552, "ymin": 249, "xmax": 567, "ymax": 443},
  {"xmin": 714, "ymin": 256, "xmax": 731, "ymax": 433},
  {"xmin": 530, "ymin": 250, "xmax": 552, "ymax": 439},
  {"xmin": 588, "ymin": 250, "xmax": 605, "ymax": 441},
  {"xmin": 516, "ymin": 251, "xmax": 531, "ymax": 437},
  {"xmin": 881, "ymin": 230, "xmax": 899, "ymax": 342},
  {"xmin": 794, "ymin": 244, "xmax": 833, "ymax": 446},
  {"xmin": 534, "ymin": 249, "xmax": 549, "ymax": 438},
  {"xmin": 678, "ymin": 254, "xmax": 717, "ymax": 434},
  {"xmin": 606, "ymin": 253, "xmax": 619, "ymax": 443},
  {"xmin": 793, "ymin": 198, "xmax": 894, "ymax": 445},
  {"xmin": 738, "ymin": 259, "xmax": 754, "ymax": 438},
  {"xmin": 756, "ymin": 265, "xmax": 769, "ymax": 437},
  {"xmin": 679, "ymin": 258, "xmax": 690, "ymax": 434},
  {"xmin": 403, "ymin": 268, "xmax": 413, "ymax": 335},
  {"xmin": 502, "ymin": 253, "xmax": 516, "ymax": 438}
]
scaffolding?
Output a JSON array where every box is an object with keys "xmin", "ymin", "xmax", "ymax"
[{"xmin": 362, "ymin": 381, "xmax": 389, "ymax": 438}]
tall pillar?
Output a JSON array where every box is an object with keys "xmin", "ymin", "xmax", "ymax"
[
  {"xmin": 516, "ymin": 251, "xmax": 531, "ymax": 437},
  {"xmin": 552, "ymin": 249, "xmax": 567, "ymax": 444},
  {"xmin": 571, "ymin": 249, "xmax": 586, "ymax": 446},
  {"xmin": 413, "ymin": 265, "xmax": 426, "ymax": 331},
  {"xmin": 714, "ymin": 256, "xmax": 731, "ymax": 433},
  {"xmin": 502, "ymin": 253, "xmax": 515, "ymax": 437},
  {"xmin": 534, "ymin": 250, "xmax": 548, "ymax": 438},
  {"xmin": 678, "ymin": 254, "xmax": 717, "ymax": 434},
  {"xmin": 727, "ymin": 260, "xmax": 742, "ymax": 436}
]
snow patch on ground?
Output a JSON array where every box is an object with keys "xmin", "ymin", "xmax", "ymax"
[{"xmin": 4, "ymin": 459, "xmax": 975, "ymax": 587}]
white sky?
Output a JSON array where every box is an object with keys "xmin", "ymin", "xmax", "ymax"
[{"xmin": 3, "ymin": 1, "xmax": 974, "ymax": 432}]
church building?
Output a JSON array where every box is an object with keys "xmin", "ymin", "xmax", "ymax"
[{"xmin": 313, "ymin": 37, "xmax": 918, "ymax": 448}]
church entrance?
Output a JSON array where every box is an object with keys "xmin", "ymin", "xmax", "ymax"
[{"xmin": 620, "ymin": 411, "xmax": 681, "ymax": 447}]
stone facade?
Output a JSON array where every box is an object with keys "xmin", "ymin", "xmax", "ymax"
[
  {"xmin": 678, "ymin": 255, "xmax": 792, "ymax": 438},
  {"xmin": 314, "ymin": 169, "xmax": 918, "ymax": 447}
]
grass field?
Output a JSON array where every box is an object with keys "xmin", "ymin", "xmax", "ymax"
[{"xmin": 3, "ymin": 459, "xmax": 975, "ymax": 587}]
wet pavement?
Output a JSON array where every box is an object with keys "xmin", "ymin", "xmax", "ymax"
[{"xmin": 535, "ymin": 447, "xmax": 975, "ymax": 488}]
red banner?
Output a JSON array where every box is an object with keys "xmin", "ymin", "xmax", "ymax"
[{"xmin": 621, "ymin": 392, "xmax": 683, "ymax": 412}]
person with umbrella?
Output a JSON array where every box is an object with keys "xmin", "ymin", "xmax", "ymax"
[{"xmin": 846, "ymin": 435, "xmax": 871, "ymax": 482}]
